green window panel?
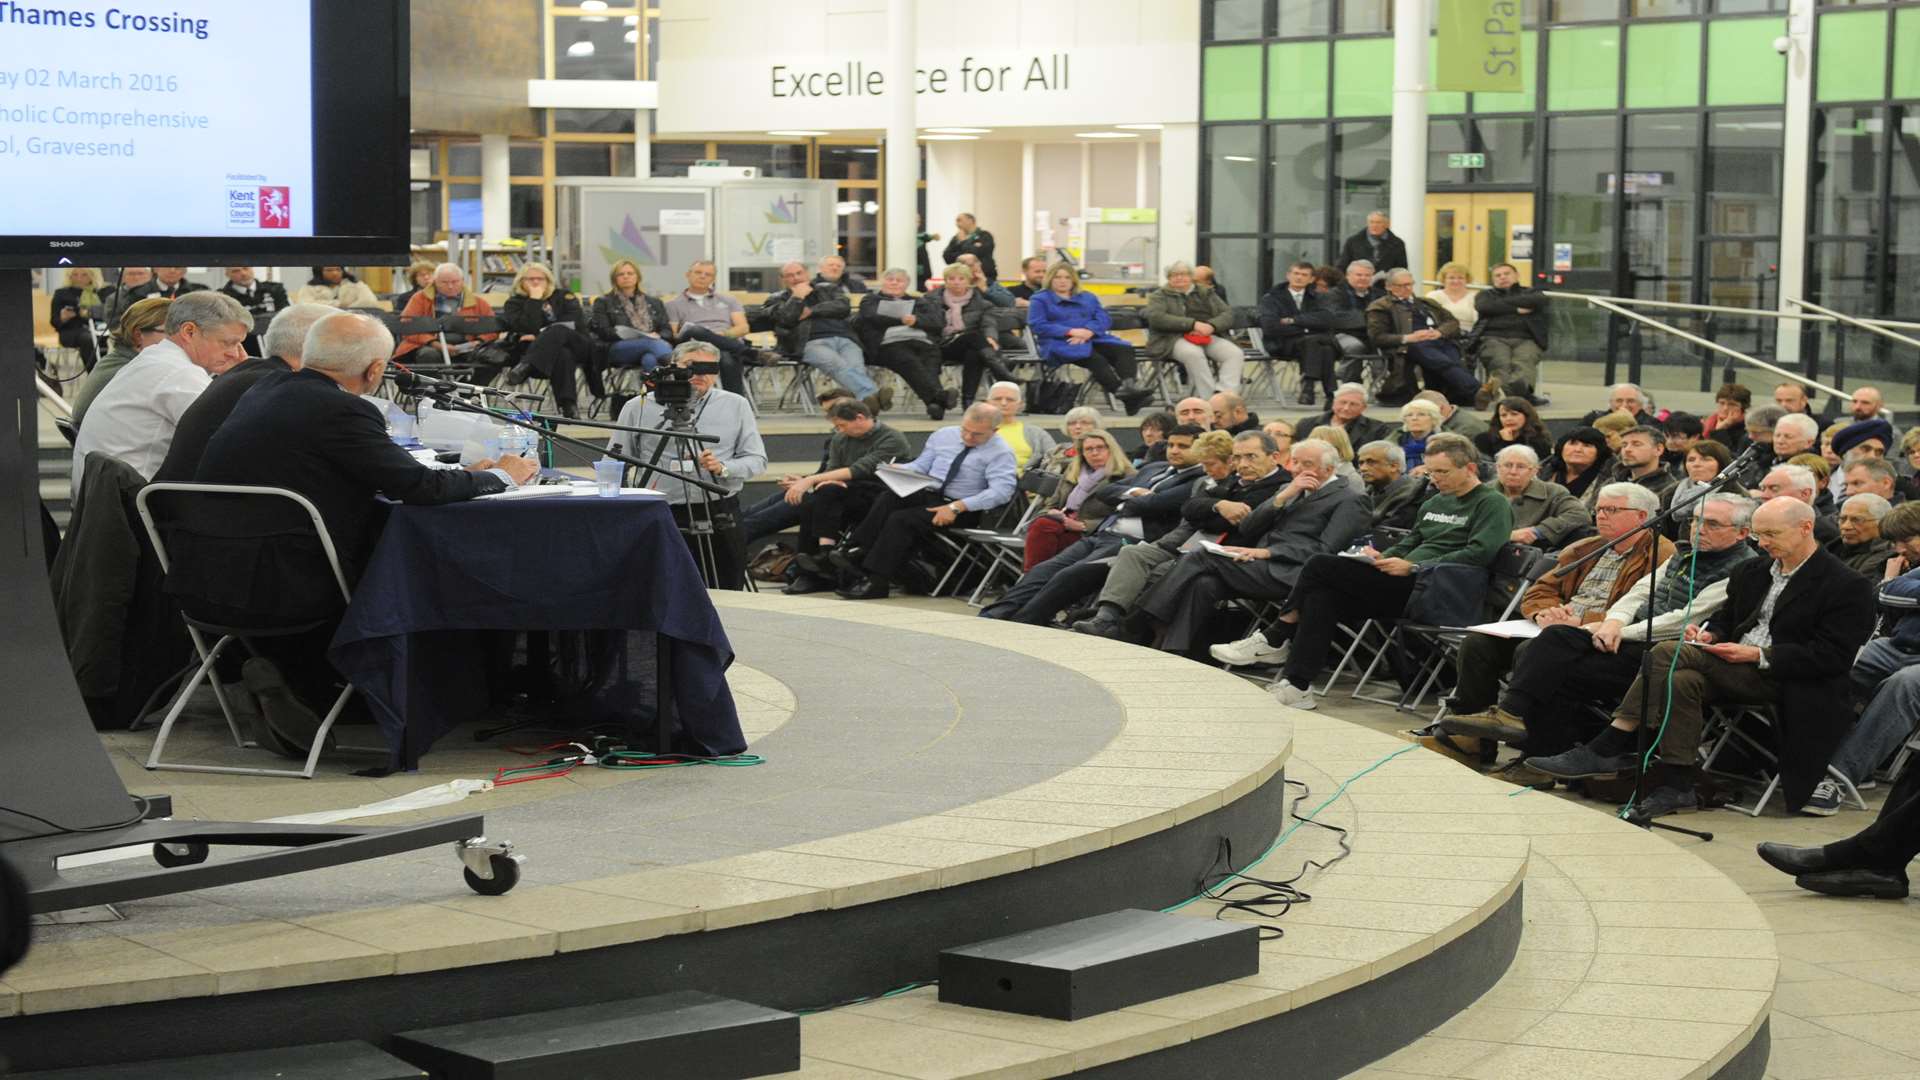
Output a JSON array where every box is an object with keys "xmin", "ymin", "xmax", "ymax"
[
  {"xmin": 1334, "ymin": 38, "xmax": 1394, "ymax": 116},
  {"xmin": 1204, "ymin": 44, "xmax": 1264, "ymax": 121},
  {"xmin": 1427, "ymin": 37, "xmax": 1466, "ymax": 115},
  {"xmin": 1896, "ymin": 9, "xmax": 1920, "ymax": 100},
  {"xmin": 1626, "ymin": 22, "xmax": 1700, "ymax": 109},
  {"xmin": 1707, "ymin": 18, "xmax": 1786, "ymax": 107},
  {"xmin": 1548, "ymin": 26, "xmax": 1619, "ymax": 112},
  {"xmin": 1268, "ymin": 41, "xmax": 1329, "ymax": 119},
  {"xmin": 1473, "ymin": 30, "xmax": 1537, "ymax": 114},
  {"xmin": 1817, "ymin": 10, "xmax": 1887, "ymax": 103}
]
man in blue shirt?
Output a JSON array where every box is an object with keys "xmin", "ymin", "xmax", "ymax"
[{"xmin": 834, "ymin": 403, "xmax": 1018, "ymax": 599}]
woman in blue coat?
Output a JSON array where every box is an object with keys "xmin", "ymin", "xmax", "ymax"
[{"xmin": 1027, "ymin": 263, "xmax": 1155, "ymax": 415}]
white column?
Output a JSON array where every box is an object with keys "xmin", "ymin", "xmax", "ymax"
[
  {"xmin": 1775, "ymin": 0, "xmax": 1815, "ymax": 369},
  {"xmin": 480, "ymin": 133, "xmax": 510, "ymax": 241},
  {"xmin": 1159, "ymin": 122, "xmax": 1199, "ymax": 262},
  {"xmin": 1389, "ymin": 0, "xmax": 1430, "ymax": 280},
  {"xmin": 1135, "ymin": 139, "xmax": 1150, "ymax": 208},
  {"xmin": 883, "ymin": 0, "xmax": 918, "ymax": 275},
  {"xmin": 1021, "ymin": 141, "xmax": 1038, "ymax": 256},
  {"xmin": 925, "ymin": 142, "xmax": 976, "ymax": 273},
  {"xmin": 631, "ymin": 114, "xmax": 651, "ymax": 177}
]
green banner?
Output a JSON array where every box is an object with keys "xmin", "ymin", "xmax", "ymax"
[{"xmin": 1435, "ymin": 0, "xmax": 1524, "ymax": 93}]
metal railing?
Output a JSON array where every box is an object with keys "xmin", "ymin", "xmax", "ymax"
[{"xmin": 35, "ymin": 372, "xmax": 71, "ymax": 419}]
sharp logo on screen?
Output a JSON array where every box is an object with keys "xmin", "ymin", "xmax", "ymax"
[{"xmin": 224, "ymin": 178, "xmax": 292, "ymax": 230}]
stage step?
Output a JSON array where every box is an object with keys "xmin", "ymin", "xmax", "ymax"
[
  {"xmin": 391, "ymin": 991, "xmax": 799, "ymax": 1080},
  {"xmin": 10, "ymin": 1041, "xmax": 424, "ymax": 1079}
]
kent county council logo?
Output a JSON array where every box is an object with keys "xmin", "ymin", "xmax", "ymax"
[
  {"xmin": 226, "ymin": 185, "xmax": 292, "ymax": 229},
  {"xmin": 259, "ymin": 187, "xmax": 290, "ymax": 229}
]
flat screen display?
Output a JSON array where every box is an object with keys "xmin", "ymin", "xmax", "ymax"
[{"xmin": 0, "ymin": 1, "xmax": 408, "ymax": 267}]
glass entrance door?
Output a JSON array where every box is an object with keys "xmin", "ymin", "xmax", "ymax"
[{"xmin": 1425, "ymin": 192, "xmax": 1536, "ymax": 284}]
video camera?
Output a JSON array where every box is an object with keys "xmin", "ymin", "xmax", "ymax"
[{"xmin": 641, "ymin": 362, "xmax": 698, "ymax": 408}]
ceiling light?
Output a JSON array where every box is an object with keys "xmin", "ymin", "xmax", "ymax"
[
  {"xmin": 623, "ymin": 28, "xmax": 638, "ymax": 43},
  {"xmin": 1075, "ymin": 131, "xmax": 1137, "ymax": 139},
  {"xmin": 566, "ymin": 39, "xmax": 595, "ymax": 56},
  {"xmin": 767, "ymin": 129, "xmax": 829, "ymax": 137},
  {"xmin": 918, "ymin": 134, "xmax": 980, "ymax": 141},
  {"xmin": 1115, "ymin": 124, "xmax": 1163, "ymax": 131},
  {"xmin": 925, "ymin": 127, "xmax": 991, "ymax": 134},
  {"xmin": 623, "ymin": 14, "xmax": 639, "ymax": 25},
  {"xmin": 579, "ymin": 0, "xmax": 608, "ymax": 9},
  {"xmin": 1222, "ymin": 155, "xmax": 1255, "ymax": 163}
]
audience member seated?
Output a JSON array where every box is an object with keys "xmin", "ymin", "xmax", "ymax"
[
  {"xmin": 1424, "ymin": 261, "xmax": 1477, "ymax": 333},
  {"xmin": 769, "ymin": 260, "xmax": 886, "ymax": 412},
  {"xmin": 1741, "ymin": 412, "xmax": 1820, "ymax": 488},
  {"xmin": 831, "ymin": 404, "xmax": 1017, "ymax": 600},
  {"xmin": 1430, "ymin": 484, "xmax": 1673, "ymax": 766},
  {"xmin": 1040, "ymin": 408, "xmax": 1102, "ymax": 473},
  {"xmin": 1758, "ymin": 464, "xmax": 1841, "ymax": 544},
  {"xmin": 1497, "ymin": 445, "xmax": 1591, "ymax": 548},
  {"xmin": 1175, "ymin": 395, "xmax": 1216, "ymax": 431},
  {"xmin": 980, "ymin": 425, "xmax": 1208, "ymax": 625},
  {"xmin": 953, "ymin": 254, "xmax": 1015, "ymax": 308},
  {"xmin": 1472, "ymin": 262, "xmax": 1551, "ymax": 404},
  {"xmin": 1145, "ymin": 438, "xmax": 1372, "ymax": 660},
  {"xmin": 1297, "ymin": 382, "xmax": 1392, "ymax": 449},
  {"xmin": 589, "ymin": 259, "xmax": 674, "ymax": 374},
  {"xmin": 1258, "ymin": 259, "xmax": 1338, "ymax": 407},
  {"xmin": 1662, "ymin": 412, "xmax": 1704, "ymax": 473},
  {"xmin": 984, "ymin": 381, "xmax": 1057, "ymax": 473},
  {"xmin": 188, "ymin": 313, "xmax": 537, "ymax": 751},
  {"xmin": 1264, "ymin": 418, "xmax": 1296, "ymax": 457},
  {"xmin": 1702, "ymin": 383, "xmax": 1752, "ymax": 454},
  {"xmin": 154, "ymin": 304, "xmax": 333, "ymax": 483},
  {"xmin": 853, "ymin": 267, "xmax": 959, "ymax": 420},
  {"xmin": 1474, "ymin": 395, "xmax": 1552, "ymax": 462},
  {"xmin": 1211, "ymin": 392, "xmax": 1260, "ymax": 435},
  {"xmin": 1367, "ymin": 268, "xmax": 1479, "ymax": 406},
  {"xmin": 102, "ymin": 266, "xmax": 152, "ymax": 324},
  {"xmin": 608, "ymin": 341, "xmax": 768, "ymax": 589},
  {"xmin": 779, "ymin": 399, "xmax": 912, "ymax": 595},
  {"xmin": 1391, "ymin": 399, "xmax": 1442, "ymax": 473},
  {"xmin": 742, "ymin": 389, "xmax": 856, "ymax": 543},
  {"xmin": 70, "ymin": 296, "xmax": 170, "ymax": 427},
  {"xmin": 1541, "ymin": 426, "xmax": 1612, "ymax": 502},
  {"xmin": 814, "ymin": 254, "xmax": 868, "ymax": 295},
  {"xmin": 50, "ymin": 267, "xmax": 111, "ymax": 370},
  {"xmin": 290, "ymin": 266, "xmax": 379, "ymax": 309},
  {"xmin": 1071, "ymin": 431, "xmax": 1292, "ymax": 640},
  {"xmin": 1007, "ymin": 256, "xmax": 1048, "ymax": 304},
  {"xmin": 1843, "ymin": 455, "xmax": 1899, "ymax": 504},
  {"xmin": 664, "ymin": 259, "xmax": 755, "ymax": 397},
  {"xmin": 917, "ymin": 263, "xmax": 1015, "ymax": 405},
  {"xmin": 1757, "ymin": 773, "xmax": 1920, "ymax": 898},
  {"xmin": 1301, "ymin": 261, "xmax": 1386, "ymax": 384},
  {"xmin": 1022, "ymin": 428, "xmax": 1136, "ymax": 570},
  {"xmin": 1028, "ymin": 263, "xmax": 1155, "ymax": 414},
  {"xmin": 1441, "ymin": 494, "xmax": 1758, "ymax": 778},
  {"xmin": 1580, "ymin": 383, "xmax": 1657, "ymax": 427},
  {"xmin": 217, "ymin": 266, "xmax": 290, "ymax": 358},
  {"xmin": 1666, "ymin": 439, "xmax": 1732, "ymax": 538},
  {"xmin": 942, "ymin": 212, "xmax": 997, "ymax": 281},
  {"xmin": 1589, "ymin": 425, "xmax": 1679, "ymax": 509},
  {"xmin": 1528, "ymin": 498, "xmax": 1876, "ymax": 817},
  {"xmin": 123, "ymin": 266, "xmax": 206, "ymax": 303},
  {"xmin": 1133, "ymin": 411, "xmax": 1176, "ymax": 465},
  {"xmin": 1415, "ymin": 389, "xmax": 1487, "ymax": 437},
  {"xmin": 1306, "ymin": 425, "xmax": 1363, "ymax": 488},
  {"xmin": 1145, "ymin": 260, "xmax": 1243, "ymax": 397},
  {"xmin": 394, "ymin": 263, "xmax": 500, "ymax": 366},
  {"xmin": 1829, "ymin": 493, "xmax": 1894, "ymax": 579},
  {"xmin": 1793, "ymin": 452, "xmax": 1835, "ymax": 514},
  {"xmin": 1813, "ymin": 503, "xmax": 1920, "ymax": 814},
  {"xmin": 1338, "ymin": 210, "xmax": 1408, "ymax": 274},
  {"xmin": 391, "ymin": 259, "xmax": 436, "ymax": 313},
  {"xmin": 499, "ymin": 262, "xmax": 601, "ymax": 418},
  {"xmin": 1262, "ymin": 434, "xmax": 1512, "ymax": 709},
  {"xmin": 70, "ymin": 290, "xmax": 249, "ymax": 495},
  {"xmin": 1775, "ymin": 380, "xmax": 1816, "ymax": 416},
  {"xmin": 1193, "ymin": 265, "xmax": 1228, "ymax": 303},
  {"xmin": 1355, "ymin": 440, "xmax": 1427, "ymax": 534}
]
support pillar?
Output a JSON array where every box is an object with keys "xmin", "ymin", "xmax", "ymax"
[
  {"xmin": 1389, "ymin": 0, "xmax": 1430, "ymax": 280},
  {"xmin": 883, "ymin": 0, "xmax": 919, "ymax": 276},
  {"xmin": 480, "ymin": 134, "xmax": 510, "ymax": 242},
  {"xmin": 1775, "ymin": 0, "xmax": 1815, "ymax": 369}
]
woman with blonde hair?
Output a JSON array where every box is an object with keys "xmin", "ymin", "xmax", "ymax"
[
  {"xmin": 499, "ymin": 261, "xmax": 601, "ymax": 417},
  {"xmin": 1027, "ymin": 262, "xmax": 1155, "ymax": 414},
  {"xmin": 50, "ymin": 266, "xmax": 111, "ymax": 370},
  {"xmin": 589, "ymin": 259, "xmax": 673, "ymax": 371},
  {"xmin": 1023, "ymin": 428, "xmax": 1137, "ymax": 570},
  {"xmin": 1425, "ymin": 261, "xmax": 1477, "ymax": 331},
  {"xmin": 393, "ymin": 259, "xmax": 438, "ymax": 312},
  {"xmin": 71, "ymin": 296, "xmax": 171, "ymax": 426},
  {"xmin": 1307, "ymin": 424, "xmax": 1363, "ymax": 486}
]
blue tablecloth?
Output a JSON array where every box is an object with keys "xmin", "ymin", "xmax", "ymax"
[{"xmin": 328, "ymin": 493, "xmax": 744, "ymax": 769}]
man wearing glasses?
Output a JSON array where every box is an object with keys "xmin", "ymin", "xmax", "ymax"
[{"xmin": 1442, "ymin": 493, "xmax": 1761, "ymax": 786}]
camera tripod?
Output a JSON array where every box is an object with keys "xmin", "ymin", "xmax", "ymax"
[{"xmin": 642, "ymin": 389, "xmax": 752, "ymax": 592}]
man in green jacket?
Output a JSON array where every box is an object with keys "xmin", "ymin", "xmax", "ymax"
[
  {"xmin": 785, "ymin": 398, "xmax": 913, "ymax": 593},
  {"xmin": 1261, "ymin": 432, "xmax": 1512, "ymax": 709}
]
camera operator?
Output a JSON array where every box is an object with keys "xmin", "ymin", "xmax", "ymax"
[{"xmin": 608, "ymin": 340, "xmax": 767, "ymax": 589}]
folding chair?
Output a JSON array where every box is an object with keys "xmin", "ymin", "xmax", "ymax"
[
  {"xmin": 1884, "ymin": 718, "xmax": 1920, "ymax": 785},
  {"xmin": 1351, "ymin": 543, "xmax": 1554, "ymax": 719},
  {"xmin": 929, "ymin": 471, "xmax": 1058, "ymax": 599},
  {"xmin": 136, "ymin": 483, "xmax": 369, "ymax": 779},
  {"xmin": 1700, "ymin": 704, "xmax": 1870, "ymax": 817}
]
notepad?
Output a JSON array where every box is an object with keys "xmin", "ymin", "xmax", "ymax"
[
  {"xmin": 877, "ymin": 463, "xmax": 938, "ymax": 498},
  {"xmin": 1465, "ymin": 619, "xmax": 1542, "ymax": 640},
  {"xmin": 479, "ymin": 486, "xmax": 572, "ymax": 500}
]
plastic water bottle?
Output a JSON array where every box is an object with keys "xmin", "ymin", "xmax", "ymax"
[{"xmin": 507, "ymin": 410, "xmax": 539, "ymax": 463}]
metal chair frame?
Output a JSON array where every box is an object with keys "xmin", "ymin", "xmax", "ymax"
[{"xmin": 1699, "ymin": 703, "xmax": 1870, "ymax": 817}]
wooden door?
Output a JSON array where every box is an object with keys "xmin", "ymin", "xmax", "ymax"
[{"xmin": 1424, "ymin": 192, "xmax": 1536, "ymax": 284}]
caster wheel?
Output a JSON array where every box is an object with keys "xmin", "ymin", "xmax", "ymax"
[
  {"xmin": 462, "ymin": 853, "xmax": 524, "ymax": 896},
  {"xmin": 152, "ymin": 841, "xmax": 208, "ymax": 868}
]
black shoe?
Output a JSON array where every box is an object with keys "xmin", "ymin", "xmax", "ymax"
[
  {"xmin": 506, "ymin": 362, "xmax": 535, "ymax": 384},
  {"xmin": 1296, "ymin": 386, "xmax": 1317, "ymax": 407},
  {"xmin": 836, "ymin": 576, "xmax": 890, "ymax": 600},
  {"xmin": 241, "ymin": 657, "xmax": 332, "ymax": 760},
  {"xmin": 1118, "ymin": 386, "xmax": 1155, "ymax": 416},
  {"xmin": 557, "ymin": 402, "xmax": 579, "ymax": 419},
  {"xmin": 1795, "ymin": 868, "xmax": 1910, "ymax": 899},
  {"xmin": 827, "ymin": 547, "xmax": 863, "ymax": 578},
  {"xmin": 1528, "ymin": 392, "xmax": 1552, "ymax": 407},
  {"xmin": 943, "ymin": 388, "xmax": 961, "ymax": 409},
  {"xmin": 1757, "ymin": 841, "xmax": 1832, "ymax": 877},
  {"xmin": 1070, "ymin": 610, "xmax": 1127, "ymax": 639},
  {"xmin": 927, "ymin": 402, "xmax": 946, "ymax": 421},
  {"xmin": 783, "ymin": 571, "xmax": 834, "ymax": 595},
  {"xmin": 794, "ymin": 552, "xmax": 836, "ymax": 578},
  {"xmin": 1528, "ymin": 741, "xmax": 1638, "ymax": 779},
  {"xmin": 1625, "ymin": 783, "xmax": 1698, "ymax": 822}
]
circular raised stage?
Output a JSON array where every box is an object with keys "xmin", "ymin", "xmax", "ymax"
[{"xmin": 0, "ymin": 594, "xmax": 1775, "ymax": 1078}]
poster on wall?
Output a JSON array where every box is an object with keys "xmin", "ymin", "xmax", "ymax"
[
  {"xmin": 718, "ymin": 181, "xmax": 839, "ymax": 269},
  {"xmin": 660, "ymin": 209, "xmax": 707, "ymax": 235},
  {"xmin": 579, "ymin": 188, "xmax": 712, "ymax": 291},
  {"xmin": 1553, "ymin": 243, "xmax": 1573, "ymax": 272},
  {"xmin": 1510, "ymin": 225, "xmax": 1534, "ymax": 261}
]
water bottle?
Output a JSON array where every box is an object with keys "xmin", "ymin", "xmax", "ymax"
[{"xmin": 508, "ymin": 409, "xmax": 539, "ymax": 463}]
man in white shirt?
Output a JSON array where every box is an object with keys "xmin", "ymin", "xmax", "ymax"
[{"xmin": 70, "ymin": 290, "xmax": 250, "ymax": 495}]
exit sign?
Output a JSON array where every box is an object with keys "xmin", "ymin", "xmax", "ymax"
[{"xmin": 1447, "ymin": 152, "xmax": 1487, "ymax": 169}]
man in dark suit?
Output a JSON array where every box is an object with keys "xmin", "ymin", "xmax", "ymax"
[
  {"xmin": 1301, "ymin": 261, "xmax": 1387, "ymax": 385},
  {"xmin": 1337, "ymin": 211, "xmax": 1409, "ymax": 275},
  {"xmin": 1259, "ymin": 260, "xmax": 1338, "ymax": 407},
  {"xmin": 123, "ymin": 266, "xmax": 207, "ymax": 303},
  {"xmin": 188, "ymin": 312, "xmax": 536, "ymax": 751},
  {"xmin": 1296, "ymin": 382, "xmax": 1393, "ymax": 448},
  {"xmin": 1135, "ymin": 437, "xmax": 1372, "ymax": 657},
  {"xmin": 218, "ymin": 266, "xmax": 292, "ymax": 358},
  {"xmin": 153, "ymin": 303, "xmax": 332, "ymax": 483},
  {"xmin": 1530, "ymin": 497, "xmax": 1877, "ymax": 818}
]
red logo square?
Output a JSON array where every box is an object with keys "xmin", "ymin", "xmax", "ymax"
[{"xmin": 257, "ymin": 187, "xmax": 291, "ymax": 229}]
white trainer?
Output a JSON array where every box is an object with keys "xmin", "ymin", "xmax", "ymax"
[
  {"xmin": 1270, "ymin": 680, "xmax": 1317, "ymax": 710},
  {"xmin": 1210, "ymin": 631, "xmax": 1290, "ymax": 667}
]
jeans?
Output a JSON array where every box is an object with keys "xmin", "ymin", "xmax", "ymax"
[
  {"xmin": 803, "ymin": 336, "xmax": 878, "ymax": 398},
  {"xmin": 1832, "ymin": 644, "xmax": 1920, "ymax": 784},
  {"xmin": 742, "ymin": 491, "xmax": 802, "ymax": 543},
  {"xmin": 608, "ymin": 335, "xmax": 673, "ymax": 370}
]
